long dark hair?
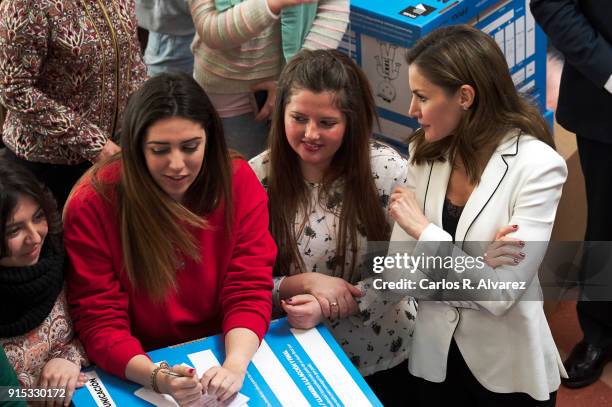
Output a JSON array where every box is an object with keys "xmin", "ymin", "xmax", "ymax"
[
  {"xmin": 91, "ymin": 73, "xmax": 233, "ymax": 298},
  {"xmin": 406, "ymin": 25, "xmax": 554, "ymax": 184},
  {"xmin": 267, "ymin": 49, "xmax": 389, "ymax": 283},
  {"xmin": 0, "ymin": 156, "xmax": 61, "ymax": 257}
]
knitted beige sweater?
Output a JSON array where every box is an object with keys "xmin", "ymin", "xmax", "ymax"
[{"xmin": 190, "ymin": 0, "xmax": 349, "ymax": 94}]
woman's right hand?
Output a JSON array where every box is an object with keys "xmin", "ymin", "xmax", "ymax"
[
  {"xmin": 266, "ymin": 0, "xmax": 317, "ymax": 15},
  {"xmin": 303, "ymin": 273, "xmax": 363, "ymax": 320},
  {"xmin": 158, "ymin": 365, "xmax": 203, "ymax": 406},
  {"xmin": 484, "ymin": 224, "xmax": 525, "ymax": 268},
  {"xmin": 389, "ymin": 187, "xmax": 431, "ymax": 240},
  {"xmin": 38, "ymin": 358, "xmax": 83, "ymax": 407},
  {"xmin": 251, "ymin": 81, "xmax": 277, "ymax": 122}
]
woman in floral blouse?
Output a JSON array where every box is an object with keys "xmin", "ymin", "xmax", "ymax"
[
  {"xmin": 249, "ymin": 49, "xmax": 417, "ymax": 406},
  {"xmin": 0, "ymin": 0, "xmax": 146, "ymax": 207},
  {"xmin": 0, "ymin": 157, "xmax": 88, "ymax": 406}
]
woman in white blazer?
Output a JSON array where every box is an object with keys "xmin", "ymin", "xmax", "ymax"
[{"xmin": 360, "ymin": 25, "xmax": 567, "ymax": 406}]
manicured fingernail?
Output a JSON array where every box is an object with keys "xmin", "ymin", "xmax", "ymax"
[
  {"xmin": 512, "ymin": 224, "xmax": 518, "ymax": 229},
  {"xmin": 519, "ymin": 252, "xmax": 525, "ymax": 258},
  {"xmin": 189, "ymin": 368, "xmax": 195, "ymax": 374},
  {"xmin": 519, "ymin": 241, "xmax": 525, "ymax": 247},
  {"xmin": 285, "ymin": 298, "xmax": 293, "ymax": 303},
  {"xmin": 514, "ymin": 258, "xmax": 520, "ymax": 264}
]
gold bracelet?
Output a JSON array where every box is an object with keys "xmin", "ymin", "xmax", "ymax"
[
  {"xmin": 151, "ymin": 362, "xmax": 171, "ymax": 393},
  {"xmin": 151, "ymin": 366, "xmax": 164, "ymax": 393}
]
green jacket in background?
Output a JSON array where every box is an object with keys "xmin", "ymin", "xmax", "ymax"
[{"xmin": 0, "ymin": 348, "xmax": 26, "ymax": 407}]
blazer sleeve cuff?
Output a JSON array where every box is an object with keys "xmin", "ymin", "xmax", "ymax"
[
  {"xmin": 605, "ymin": 73, "xmax": 612, "ymax": 95},
  {"xmin": 418, "ymin": 223, "xmax": 453, "ymax": 243}
]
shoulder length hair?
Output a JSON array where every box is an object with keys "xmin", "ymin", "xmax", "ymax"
[
  {"xmin": 407, "ymin": 24, "xmax": 554, "ymax": 184},
  {"xmin": 0, "ymin": 157, "xmax": 61, "ymax": 257},
  {"xmin": 267, "ymin": 49, "xmax": 389, "ymax": 283},
  {"xmin": 93, "ymin": 73, "xmax": 232, "ymax": 298}
]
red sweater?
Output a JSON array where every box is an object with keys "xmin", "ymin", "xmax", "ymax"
[{"xmin": 64, "ymin": 159, "xmax": 276, "ymax": 379}]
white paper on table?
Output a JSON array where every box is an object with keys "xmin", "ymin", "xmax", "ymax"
[
  {"xmin": 134, "ymin": 388, "xmax": 179, "ymax": 407},
  {"xmin": 188, "ymin": 351, "xmax": 249, "ymax": 407},
  {"xmin": 134, "ymin": 387, "xmax": 248, "ymax": 407},
  {"xmin": 187, "ymin": 350, "xmax": 222, "ymax": 375},
  {"xmin": 134, "ymin": 359, "xmax": 249, "ymax": 407},
  {"xmin": 198, "ymin": 392, "xmax": 249, "ymax": 407}
]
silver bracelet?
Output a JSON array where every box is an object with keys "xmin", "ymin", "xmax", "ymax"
[{"xmin": 273, "ymin": 276, "xmax": 286, "ymax": 309}]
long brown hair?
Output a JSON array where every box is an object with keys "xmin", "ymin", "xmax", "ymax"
[
  {"xmin": 267, "ymin": 49, "xmax": 389, "ymax": 283},
  {"xmin": 91, "ymin": 73, "xmax": 233, "ymax": 298},
  {"xmin": 406, "ymin": 25, "xmax": 554, "ymax": 184}
]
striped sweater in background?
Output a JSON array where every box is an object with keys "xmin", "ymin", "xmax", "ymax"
[{"xmin": 189, "ymin": 0, "xmax": 350, "ymax": 95}]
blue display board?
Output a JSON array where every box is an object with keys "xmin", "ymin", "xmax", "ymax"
[{"xmin": 72, "ymin": 319, "xmax": 382, "ymax": 406}]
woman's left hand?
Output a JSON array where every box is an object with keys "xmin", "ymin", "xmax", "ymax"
[
  {"xmin": 484, "ymin": 224, "xmax": 525, "ymax": 268},
  {"xmin": 303, "ymin": 273, "xmax": 363, "ymax": 320},
  {"xmin": 281, "ymin": 294, "xmax": 324, "ymax": 329},
  {"xmin": 38, "ymin": 358, "xmax": 82, "ymax": 406},
  {"xmin": 200, "ymin": 364, "xmax": 246, "ymax": 402},
  {"xmin": 389, "ymin": 186, "xmax": 430, "ymax": 239}
]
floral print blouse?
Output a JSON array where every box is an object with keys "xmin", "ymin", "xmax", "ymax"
[
  {"xmin": 0, "ymin": 0, "xmax": 146, "ymax": 164},
  {"xmin": 250, "ymin": 141, "xmax": 417, "ymax": 376},
  {"xmin": 1, "ymin": 289, "xmax": 88, "ymax": 388}
]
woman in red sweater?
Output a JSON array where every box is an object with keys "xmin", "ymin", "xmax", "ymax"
[{"xmin": 63, "ymin": 73, "xmax": 276, "ymax": 405}]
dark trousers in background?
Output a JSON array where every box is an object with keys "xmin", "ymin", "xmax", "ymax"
[
  {"xmin": 576, "ymin": 136, "xmax": 612, "ymax": 347},
  {"xmin": 137, "ymin": 26, "xmax": 149, "ymax": 55},
  {"xmin": 2, "ymin": 148, "xmax": 91, "ymax": 210},
  {"xmin": 413, "ymin": 340, "xmax": 557, "ymax": 407},
  {"xmin": 365, "ymin": 360, "xmax": 417, "ymax": 407}
]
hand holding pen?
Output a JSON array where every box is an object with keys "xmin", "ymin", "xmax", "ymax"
[{"xmin": 155, "ymin": 363, "xmax": 202, "ymax": 406}]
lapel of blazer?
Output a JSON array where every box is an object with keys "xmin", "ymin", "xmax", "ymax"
[
  {"xmin": 422, "ymin": 159, "xmax": 452, "ymax": 228},
  {"xmin": 454, "ymin": 132, "xmax": 521, "ymax": 246}
]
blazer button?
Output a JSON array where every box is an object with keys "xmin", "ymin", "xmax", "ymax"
[{"xmin": 446, "ymin": 309, "xmax": 458, "ymax": 323}]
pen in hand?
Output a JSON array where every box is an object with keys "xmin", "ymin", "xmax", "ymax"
[
  {"xmin": 161, "ymin": 370, "xmax": 184, "ymax": 378},
  {"xmin": 153, "ymin": 363, "xmax": 203, "ymax": 403},
  {"xmin": 159, "ymin": 361, "xmax": 197, "ymax": 379}
]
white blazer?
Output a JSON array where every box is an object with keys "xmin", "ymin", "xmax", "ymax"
[{"xmin": 363, "ymin": 131, "xmax": 568, "ymax": 401}]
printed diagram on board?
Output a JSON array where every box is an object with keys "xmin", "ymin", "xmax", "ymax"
[
  {"xmin": 361, "ymin": 35, "xmax": 411, "ymax": 117},
  {"xmin": 375, "ymin": 42, "xmax": 401, "ymax": 103}
]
